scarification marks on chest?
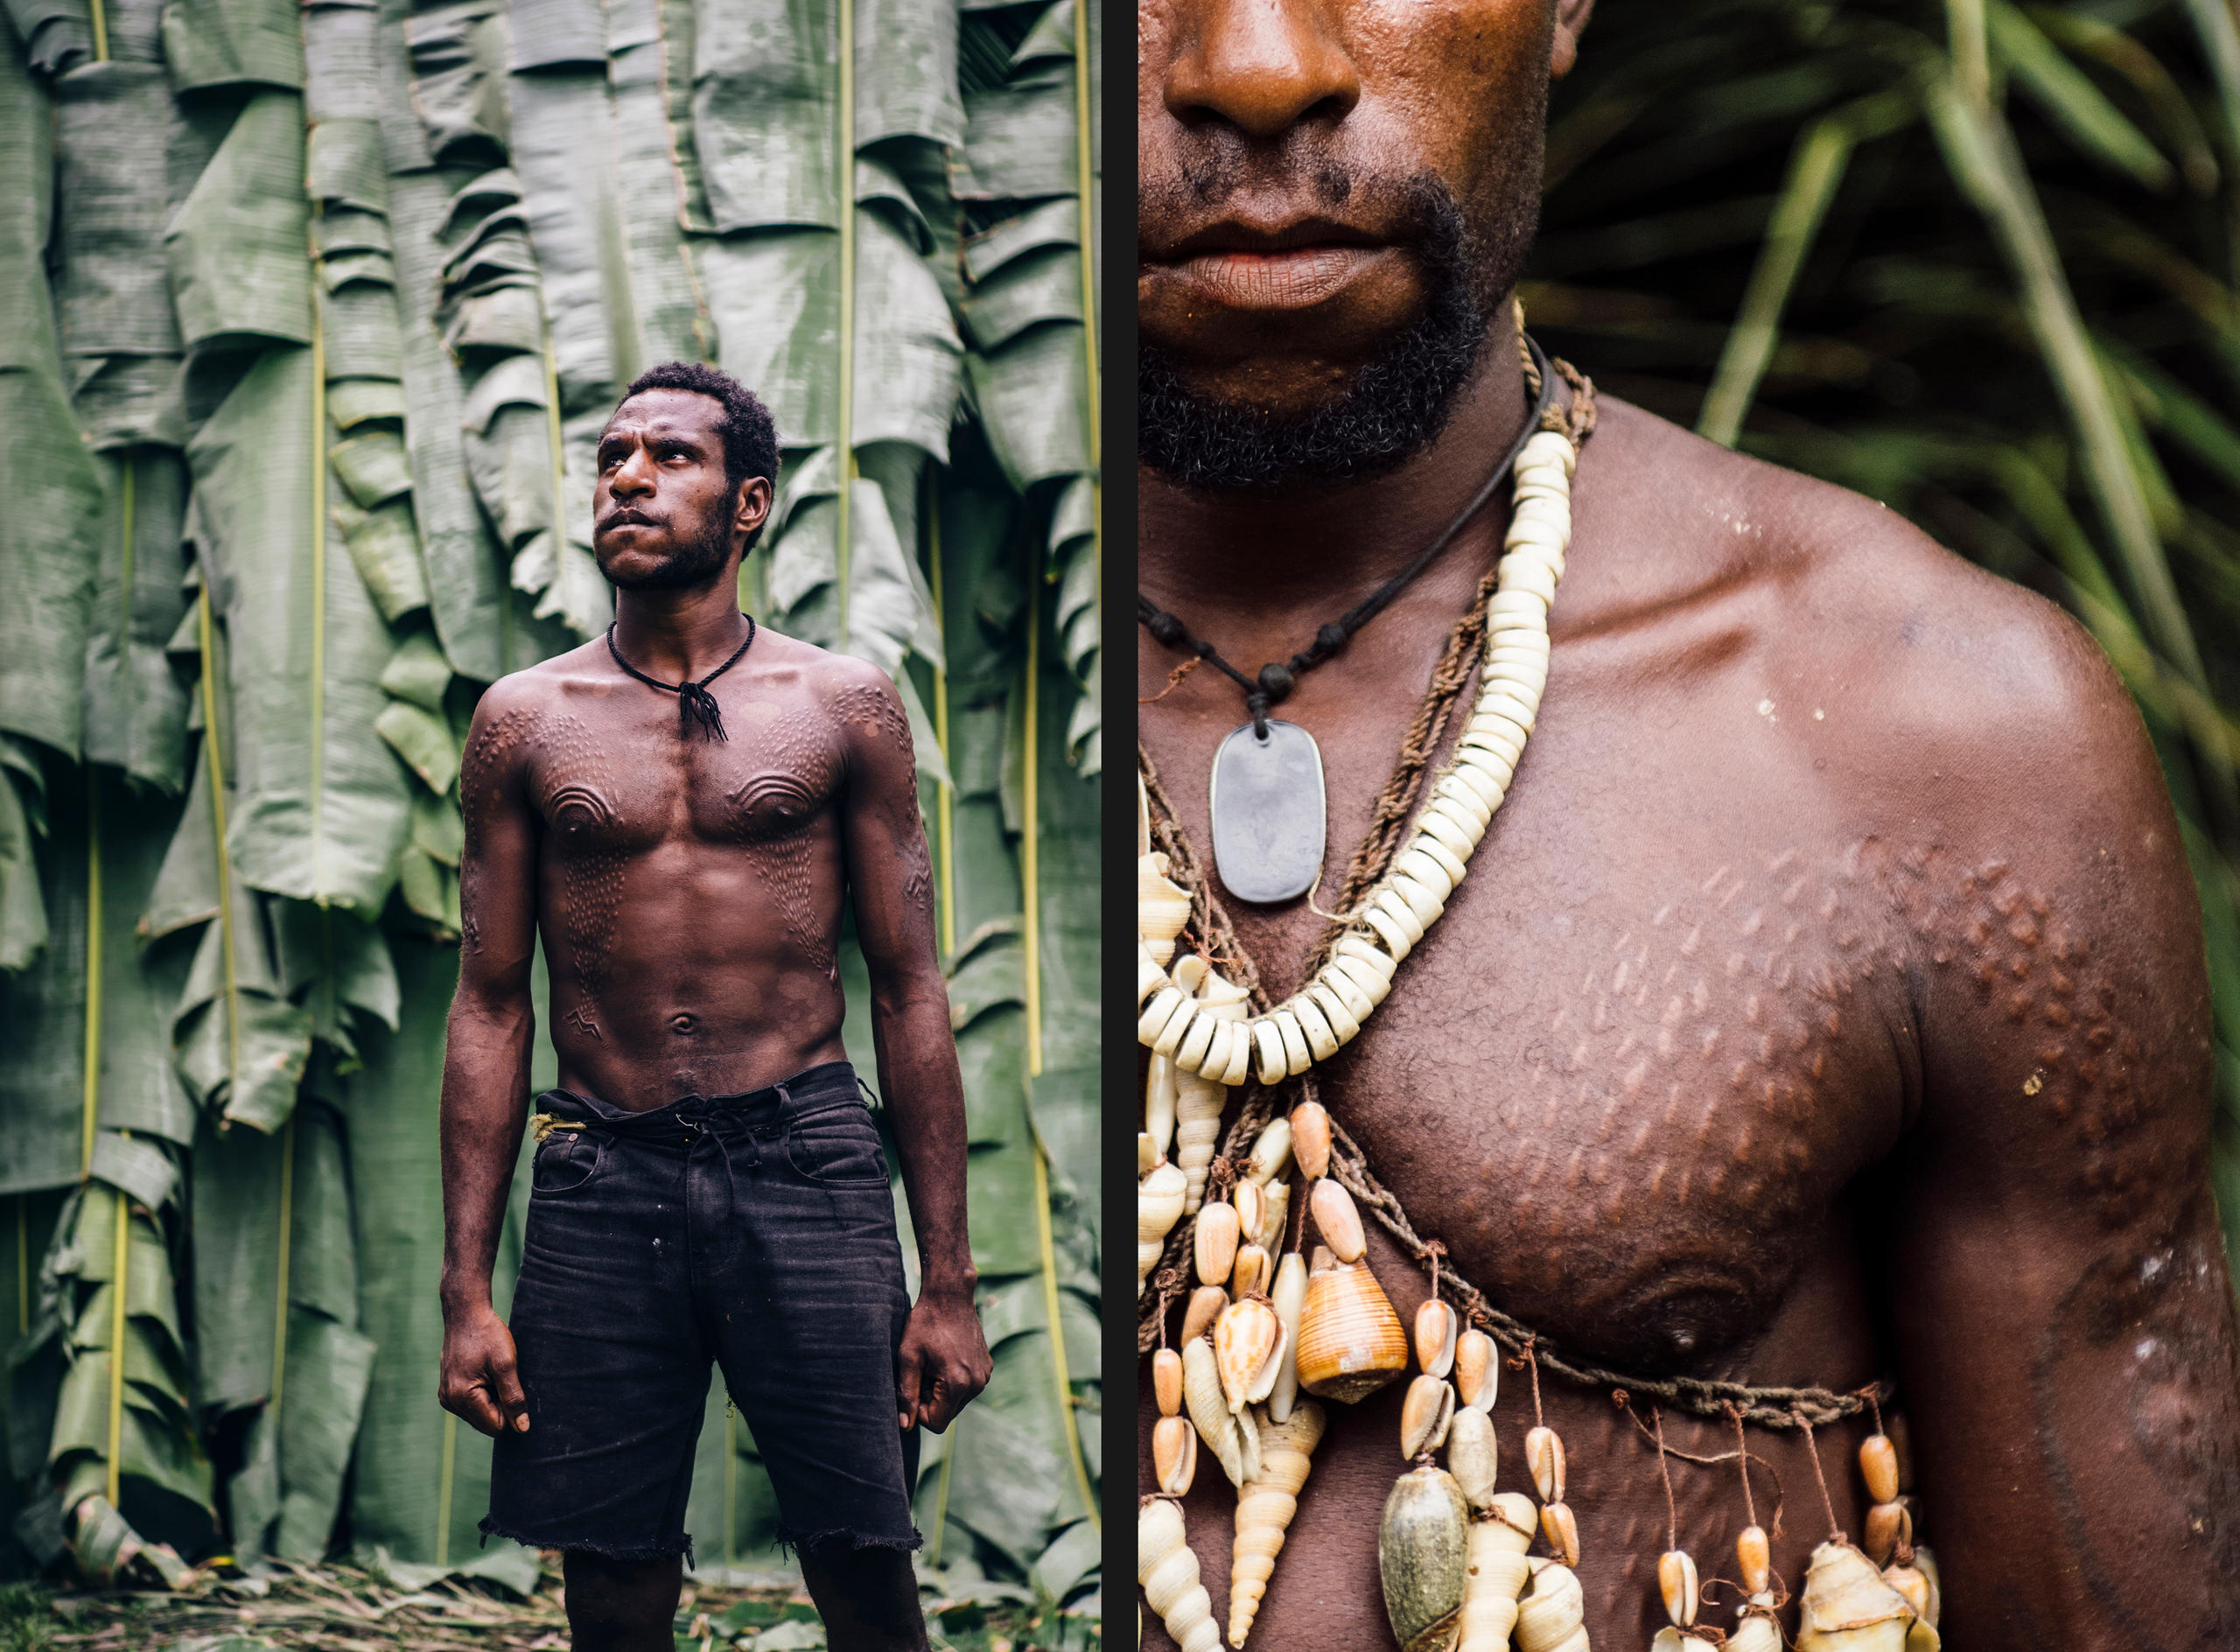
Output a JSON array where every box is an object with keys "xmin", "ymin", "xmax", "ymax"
[
  {"xmin": 1488, "ymin": 848, "xmax": 1900, "ymax": 1268},
  {"xmin": 533, "ymin": 713, "xmax": 626, "ymax": 1012},
  {"xmin": 1334, "ymin": 844, "xmax": 1911, "ymax": 1368},
  {"xmin": 730, "ymin": 707, "xmax": 841, "ymax": 979},
  {"xmin": 460, "ymin": 704, "xmax": 627, "ymax": 1021}
]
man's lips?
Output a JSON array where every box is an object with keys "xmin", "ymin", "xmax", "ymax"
[{"xmin": 1146, "ymin": 243, "xmax": 1396, "ymax": 312}]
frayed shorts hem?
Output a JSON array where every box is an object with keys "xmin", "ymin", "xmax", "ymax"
[
  {"xmin": 479, "ymin": 1516, "xmax": 695, "ymax": 1567},
  {"xmin": 773, "ymin": 1523, "xmax": 924, "ymax": 1561}
]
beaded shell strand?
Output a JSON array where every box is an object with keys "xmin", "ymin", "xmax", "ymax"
[{"xmin": 1135, "ymin": 424, "xmax": 1577, "ymax": 1078}]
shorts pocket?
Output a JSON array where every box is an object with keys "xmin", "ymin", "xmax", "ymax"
[
  {"xmin": 532, "ymin": 1130, "xmax": 604, "ymax": 1194},
  {"xmin": 783, "ymin": 1104, "xmax": 891, "ymax": 1186}
]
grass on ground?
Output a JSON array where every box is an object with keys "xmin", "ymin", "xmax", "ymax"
[{"xmin": 0, "ymin": 1558, "xmax": 1099, "ymax": 1652}]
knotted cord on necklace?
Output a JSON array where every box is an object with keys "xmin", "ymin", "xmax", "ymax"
[
  {"xmin": 1138, "ymin": 329, "xmax": 1558, "ymax": 738},
  {"xmin": 606, "ymin": 613, "xmax": 757, "ymax": 742}
]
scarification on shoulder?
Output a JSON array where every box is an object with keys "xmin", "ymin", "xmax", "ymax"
[
  {"xmin": 832, "ymin": 680, "xmax": 914, "ymax": 760},
  {"xmin": 832, "ymin": 679, "xmax": 933, "ymax": 913}
]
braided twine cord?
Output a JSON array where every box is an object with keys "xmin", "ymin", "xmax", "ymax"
[{"xmin": 1137, "ymin": 359, "xmax": 1881, "ymax": 1429}]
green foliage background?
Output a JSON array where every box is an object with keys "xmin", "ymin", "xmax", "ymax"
[
  {"xmin": 0, "ymin": 0, "xmax": 1100, "ymax": 1613},
  {"xmin": 1531, "ymin": 0, "xmax": 2240, "ymax": 1280}
]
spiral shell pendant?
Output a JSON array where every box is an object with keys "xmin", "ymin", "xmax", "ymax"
[
  {"xmin": 1139, "ymin": 1496, "xmax": 1222, "ymax": 1652},
  {"xmin": 1228, "ymin": 1400, "xmax": 1326, "ymax": 1648}
]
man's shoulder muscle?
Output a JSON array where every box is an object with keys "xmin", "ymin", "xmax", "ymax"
[
  {"xmin": 752, "ymin": 633, "xmax": 914, "ymax": 768},
  {"xmin": 1596, "ymin": 402, "xmax": 2202, "ymax": 1079},
  {"xmin": 1593, "ymin": 398, "xmax": 2147, "ymax": 813},
  {"xmin": 458, "ymin": 652, "xmax": 600, "ymax": 802}
]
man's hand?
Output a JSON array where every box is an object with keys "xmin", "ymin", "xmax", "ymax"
[
  {"xmin": 894, "ymin": 1288, "xmax": 991, "ymax": 1433},
  {"xmin": 440, "ymin": 1300, "xmax": 532, "ymax": 1438}
]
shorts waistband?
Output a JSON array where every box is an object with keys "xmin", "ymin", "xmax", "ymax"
[{"xmin": 531, "ymin": 1060, "xmax": 862, "ymax": 1145}]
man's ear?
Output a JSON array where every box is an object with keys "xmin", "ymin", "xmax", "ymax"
[
  {"xmin": 733, "ymin": 475, "xmax": 774, "ymax": 543},
  {"xmin": 1551, "ymin": 0, "xmax": 1592, "ymax": 78}
]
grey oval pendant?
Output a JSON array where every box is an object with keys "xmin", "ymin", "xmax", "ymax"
[{"xmin": 1209, "ymin": 720, "xmax": 1327, "ymax": 905}]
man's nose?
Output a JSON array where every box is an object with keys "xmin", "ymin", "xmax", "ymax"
[
  {"xmin": 608, "ymin": 445, "xmax": 655, "ymax": 499},
  {"xmin": 1163, "ymin": 0, "xmax": 1360, "ymax": 142}
]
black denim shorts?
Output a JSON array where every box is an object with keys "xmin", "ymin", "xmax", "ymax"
[{"xmin": 482, "ymin": 1061, "xmax": 921, "ymax": 1562}]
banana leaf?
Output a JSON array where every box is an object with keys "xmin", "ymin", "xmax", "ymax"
[
  {"xmin": 0, "ymin": 767, "xmax": 194, "ymax": 1200},
  {"xmin": 1, "ymin": 1189, "xmax": 68, "ymax": 1578},
  {"xmin": 195, "ymin": 1102, "xmax": 374, "ymax": 1562},
  {"xmin": 145, "ymin": 713, "xmax": 319, "ymax": 1132},
  {"xmin": 80, "ymin": 452, "xmax": 192, "ymax": 795},
  {"xmin": 4, "ymin": 0, "xmax": 89, "ymax": 74},
  {"xmin": 187, "ymin": 346, "xmax": 414, "ymax": 915},
  {"xmin": 52, "ymin": 61, "xmax": 183, "ymax": 362},
  {"xmin": 345, "ymin": 936, "xmax": 536, "ymax": 1589},
  {"xmin": 507, "ymin": 61, "xmax": 635, "ymax": 402},
  {"xmin": 0, "ymin": 743, "xmax": 47, "ymax": 973},
  {"xmin": 160, "ymin": 0, "xmax": 302, "ymax": 91},
  {"xmin": 0, "ymin": 26, "xmax": 100, "ymax": 765},
  {"xmin": 699, "ymin": 213, "xmax": 962, "ymax": 456},
  {"xmin": 606, "ymin": 0, "xmax": 707, "ymax": 366},
  {"xmin": 388, "ymin": 166, "xmax": 514, "ymax": 681},
  {"xmin": 35, "ymin": 1173, "xmax": 215, "ymax": 1558},
  {"xmin": 165, "ymin": 92, "xmax": 313, "ymax": 359}
]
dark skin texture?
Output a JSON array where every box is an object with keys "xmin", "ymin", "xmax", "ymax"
[
  {"xmin": 438, "ymin": 388, "xmax": 991, "ymax": 1652},
  {"xmin": 1138, "ymin": 2, "xmax": 2240, "ymax": 1648}
]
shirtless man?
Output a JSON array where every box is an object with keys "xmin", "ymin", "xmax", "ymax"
[
  {"xmin": 1137, "ymin": 1, "xmax": 2240, "ymax": 1646},
  {"xmin": 438, "ymin": 361, "xmax": 990, "ymax": 1652}
]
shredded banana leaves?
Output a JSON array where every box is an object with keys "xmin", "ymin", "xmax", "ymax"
[{"xmin": 1, "ymin": 0, "xmax": 1097, "ymax": 1606}]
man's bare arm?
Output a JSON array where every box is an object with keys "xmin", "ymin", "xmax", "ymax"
[
  {"xmin": 834, "ymin": 668, "xmax": 990, "ymax": 1432},
  {"xmin": 1886, "ymin": 604, "xmax": 2240, "ymax": 1648},
  {"xmin": 438, "ymin": 686, "xmax": 543, "ymax": 1438}
]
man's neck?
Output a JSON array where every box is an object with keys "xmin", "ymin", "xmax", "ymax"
[
  {"xmin": 611, "ymin": 565, "xmax": 752, "ymax": 681},
  {"xmin": 1138, "ymin": 307, "xmax": 1531, "ymax": 619}
]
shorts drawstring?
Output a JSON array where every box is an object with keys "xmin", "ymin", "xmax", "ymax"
[{"xmin": 676, "ymin": 1082, "xmax": 786, "ymax": 1216}]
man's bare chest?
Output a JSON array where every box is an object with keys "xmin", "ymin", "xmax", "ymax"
[
  {"xmin": 518, "ymin": 696, "xmax": 850, "ymax": 857},
  {"xmin": 1144, "ymin": 695, "xmax": 1920, "ymax": 1371}
]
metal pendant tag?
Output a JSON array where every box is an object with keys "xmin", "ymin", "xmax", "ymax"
[{"xmin": 1209, "ymin": 720, "xmax": 1327, "ymax": 905}]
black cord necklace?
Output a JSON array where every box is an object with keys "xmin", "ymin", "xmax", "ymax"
[
  {"xmin": 1138, "ymin": 335, "xmax": 1558, "ymax": 905},
  {"xmin": 606, "ymin": 613, "xmax": 757, "ymax": 742},
  {"xmin": 1138, "ymin": 333, "xmax": 1558, "ymax": 739}
]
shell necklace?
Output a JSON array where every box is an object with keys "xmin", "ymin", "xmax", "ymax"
[
  {"xmin": 1138, "ymin": 340, "xmax": 1563, "ymax": 906},
  {"xmin": 1135, "ymin": 417, "xmax": 1577, "ymax": 1096},
  {"xmin": 1138, "ymin": 359, "xmax": 1941, "ymax": 1652}
]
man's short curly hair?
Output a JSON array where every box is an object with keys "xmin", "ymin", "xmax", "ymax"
[{"xmin": 618, "ymin": 361, "xmax": 781, "ymax": 533}]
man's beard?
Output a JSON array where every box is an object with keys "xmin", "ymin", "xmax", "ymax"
[
  {"xmin": 1139, "ymin": 178, "xmax": 1536, "ymax": 494},
  {"xmin": 599, "ymin": 489, "xmax": 738, "ymax": 591}
]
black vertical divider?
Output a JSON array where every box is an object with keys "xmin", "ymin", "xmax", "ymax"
[{"xmin": 1098, "ymin": 0, "xmax": 1141, "ymax": 1600}]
